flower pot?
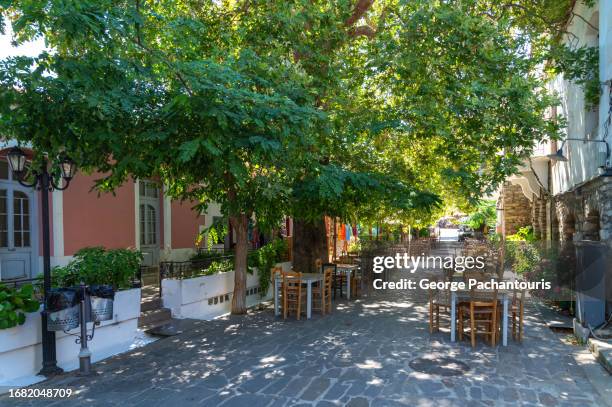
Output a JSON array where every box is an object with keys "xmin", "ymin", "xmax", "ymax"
[
  {"xmin": 47, "ymin": 304, "xmax": 80, "ymax": 331},
  {"xmin": 89, "ymin": 296, "xmax": 114, "ymax": 322}
]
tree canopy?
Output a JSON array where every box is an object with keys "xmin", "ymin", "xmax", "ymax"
[{"xmin": 0, "ymin": 0, "xmax": 591, "ymax": 311}]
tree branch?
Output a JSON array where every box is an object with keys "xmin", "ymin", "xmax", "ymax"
[
  {"xmin": 345, "ymin": 0, "xmax": 375, "ymax": 27},
  {"xmin": 348, "ymin": 25, "xmax": 376, "ymax": 38}
]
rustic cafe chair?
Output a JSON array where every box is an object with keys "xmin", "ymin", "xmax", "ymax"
[
  {"xmin": 323, "ymin": 263, "xmax": 344, "ymax": 299},
  {"xmin": 512, "ymin": 285, "xmax": 526, "ymax": 342},
  {"xmin": 282, "ymin": 271, "xmax": 306, "ymax": 320},
  {"xmin": 350, "ymin": 264, "xmax": 363, "ymax": 298},
  {"xmin": 272, "ymin": 266, "xmax": 283, "ymax": 310},
  {"xmin": 313, "ymin": 267, "xmax": 333, "ymax": 315},
  {"xmin": 314, "ymin": 258, "xmax": 323, "ymax": 273},
  {"xmin": 428, "ymin": 278, "xmax": 451, "ymax": 333},
  {"xmin": 458, "ymin": 289, "xmax": 499, "ymax": 348}
]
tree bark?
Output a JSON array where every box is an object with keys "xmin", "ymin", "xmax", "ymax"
[
  {"xmin": 230, "ymin": 213, "xmax": 249, "ymax": 314},
  {"xmin": 292, "ymin": 218, "xmax": 328, "ymax": 273}
]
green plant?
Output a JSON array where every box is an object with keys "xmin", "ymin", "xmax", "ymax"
[
  {"xmin": 50, "ymin": 247, "xmax": 143, "ymax": 290},
  {"xmin": 0, "ymin": 284, "xmax": 40, "ymax": 329},
  {"xmin": 466, "ymin": 201, "xmax": 497, "ymax": 232},
  {"xmin": 204, "ymin": 259, "xmax": 234, "ymax": 276},
  {"xmin": 248, "ymin": 239, "xmax": 288, "ymax": 297},
  {"xmin": 347, "ymin": 240, "xmax": 361, "ymax": 254},
  {"xmin": 504, "ymin": 226, "xmax": 540, "ymax": 275},
  {"xmin": 507, "ymin": 226, "xmax": 536, "ymax": 242}
]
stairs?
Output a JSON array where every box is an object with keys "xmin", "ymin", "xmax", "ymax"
[{"xmin": 138, "ymin": 285, "xmax": 173, "ymax": 331}]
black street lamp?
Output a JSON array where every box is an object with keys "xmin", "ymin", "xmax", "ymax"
[{"xmin": 7, "ymin": 146, "xmax": 76, "ymax": 376}]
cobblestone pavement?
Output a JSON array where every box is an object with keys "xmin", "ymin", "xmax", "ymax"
[{"xmin": 2, "ymin": 254, "xmax": 607, "ymax": 406}]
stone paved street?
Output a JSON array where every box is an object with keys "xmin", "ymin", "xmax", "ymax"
[{"xmin": 1, "ymin": 256, "xmax": 608, "ymax": 406}]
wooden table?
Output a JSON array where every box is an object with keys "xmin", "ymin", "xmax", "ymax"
[
  {"xmin": 450, "ymin": 290, "xmax": 510, "ymax": 346},
  {"xmin": 274, "ymin": 273, "xmax": 324, "ymax": 319},
  {"xmin": 334, "ymin": 264, "xmax": 358, "ymax": 300}
]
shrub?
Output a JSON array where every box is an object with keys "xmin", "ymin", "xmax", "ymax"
[
  {"xmin": 0, "ymin": 284, "xmax": 40, "ymax": 329},
  {"xmin": 51, "ymin": 247, "xmax": 143, "ymax": 290},
  {"xmin": 505, "ymin": 226, "xmax": 540, "ymax": 275},
  {"xmin": 249, "ymin": 239, "xmax": 288, "ymax": 297}
]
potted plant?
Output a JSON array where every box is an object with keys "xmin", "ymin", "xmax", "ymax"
[
  {"xmin": 50, "ymin": 247, "xmax": 143, "ymax": 322},
  {"xmin": 0, "ymin": 284, "xmax": 40, "ymax": 330}
]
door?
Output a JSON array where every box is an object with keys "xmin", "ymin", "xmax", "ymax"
[
  {"xmin": 139, "ymin": 180, "xmax": 160, "ymax": 266},
  {"xmin": 0, "ymin": 160, "xmax": 36, "ymax": 280}
]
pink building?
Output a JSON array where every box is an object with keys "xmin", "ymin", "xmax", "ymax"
[{"xmin": 0, "ymin": 151, "xmax": 213, "ymax": 280}]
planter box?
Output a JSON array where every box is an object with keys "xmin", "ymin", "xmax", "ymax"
[
  {"xmin": 162, "ymin": 262, "xmax": 291, "ymax": 320},
  {"xmin": 0, "ymin": 288, "xmax": 141, "ymax": 387}
]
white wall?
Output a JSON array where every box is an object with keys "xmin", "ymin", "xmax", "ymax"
[
  {"xmin": 550, "ymin": 1, "xmax": 609, "ymax": 195},
  {"xmin": 0, "ymin": 288, "xmax": 141, "ymax": 388},
  {"xmin": 162, "ymin": 262, "xmax": 292, "ymax": 320}
]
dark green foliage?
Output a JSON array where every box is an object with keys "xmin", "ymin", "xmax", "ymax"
[
  {"xmin": 466, "ymin": 200, "xmax": 497, "ymax": 232},
  {"xmin": 0, "ymin": 284, "xmax": 40, "ymax": 330},
  {"xmin": 248, "ymin": 239, "xmax": 288, "ymax": 297},
  {"xmin": 50, "ymin": 247, "xmax": 142, "ymax": 290}
]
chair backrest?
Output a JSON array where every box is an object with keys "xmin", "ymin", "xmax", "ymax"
[
  {"xmin": 322, "ymin": 263, "xmax": 337, "ymax": 275},
  {"xmin": 512, "ymin": 282, "xmax": 526, "ymax": 304},
  {"xmin": 271, "ymin": 266, "xmax": 283, "ymax": 281},
  {"xmin": 323, "ymin": 268, "xmax": 333, "ymax": 289},
  {"xmin": 314, "ymin": 258, "xmax": 323, "ymax": 273},
  {"xmin": 282, "ymin": 271, "xmax": 302, "ymax": 289},
  {"xmin": 470, "ymin": 288, "xmax": 498, "ymax": 308}
]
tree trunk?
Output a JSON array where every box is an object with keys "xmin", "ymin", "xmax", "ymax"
[
  {"xmin": 293, "ymin": 217, "xmax": 328, "ymax": 273},
  {"xmin": 230, "ymin": 213, "xmax": 249, "ymax": 315}
]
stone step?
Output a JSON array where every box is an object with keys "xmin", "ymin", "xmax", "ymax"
[
  {"xmin": 138, "ymin": 307, "xmax": 172, "ymax": 329},
  {"xmin": 588, "ymin": 338, "xmax": 612, "ymax": 374},
  {"xmin": 141, "ymin": 297, "xmax": 163, "ymax": 312}
]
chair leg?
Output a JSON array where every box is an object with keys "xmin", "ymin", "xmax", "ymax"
[
  {"xmin": 429, "ymin": 301, "xmax": 434, "ymax": 333},
  {"xmin": 491, "ymin": 312, "xmax": 496, "ymax": 346},
  {"xmin": 458, "ymin": 312, "xmax": 463, "ymax": 341},
  {"xmin": 470, "ymin": 311, "xmax": 476, "ymax": 348},
  {"xmin": 283, "ymin": 292, "xmax": 287, "ymax": 320},
  {"xmin": 519, "ymin": 303, "xmax": 524, "ymax": 342},
  {"xmin": 435, "ymin": 306, "xmax": 440, "ymax": 331}
]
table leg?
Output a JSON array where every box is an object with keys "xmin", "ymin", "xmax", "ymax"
[
  {"xmin": 307, "ymin": 281, "xmax": 312, "ymax": 319},
  {"xmin": 274, "ymin": 278, "xmax": 279, "ymax": 317},
  {"xmin": 451, "ymin": 291, "xmax": 457, "ymax": 342},
  {"xmin": 503, "ymin": 295, "xmax": 508, "ymax": 346},
  {"xmin": 346, "ymin": 270, "xmax": 351, "ymax": 300}
]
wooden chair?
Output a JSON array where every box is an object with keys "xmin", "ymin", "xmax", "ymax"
[
  {"xmin": 511, "ymin": 286, "xmax": 525, "ymax": 342},
  {"xmin": 458, "ymin": 289, "xmax": 499, "ymax": 348},
  {"xmin": 350, "ymin": 266, "xmax": 362, "ymax": 298},
  {"xmin": 282, "ymin": 271, "xmax": 306, "ymax": 320},
  {"xmin": 324, "ymin": 263, "xmax": 344, "ymax": 299},
  {"xmin": 312, "ymin": 268, "xmax": 333, "ymax": 315},
  {"xmin": 428, "ymin": 279, "xmax": 451, "ymax": 333},
  {"xmin": 314, "ymin": 258, "xmax": 323, "ymax": 273}
]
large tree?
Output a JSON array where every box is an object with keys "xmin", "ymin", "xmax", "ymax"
[{"xmin": 2, "ymin": 0, "xmax": 584, "ymax": 311}]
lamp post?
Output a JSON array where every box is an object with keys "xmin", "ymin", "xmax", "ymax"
[
  {"xmin": 547, "ymin": 138, "xmax": 610, "ymax": 165},
  {"xmin": 6, "ymin": 146, "xmax": 76, "ymax": 376}
]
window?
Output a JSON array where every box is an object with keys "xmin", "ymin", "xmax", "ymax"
[
  {"xmin": 139, "ymin": 180, "xmax": 159, "ymax": 198},
  {"xmin": 0, "ymin": 189, "xmax": 7, "ymax": 247},
  {"xmin": 13, "ymin": 191, "xmax": 30, "ymax": 247},
  {"xmin": 140, "ymin": 203, "xmax": 157, "ymax": 245}
]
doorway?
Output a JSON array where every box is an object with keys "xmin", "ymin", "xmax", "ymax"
[
  {"xmin": 139, "ymin": 180, "xmax": 160, "ymax": 267},
  {"xmin": 0, "ymin": 159, "xmax": 38, "ymax": 280}
]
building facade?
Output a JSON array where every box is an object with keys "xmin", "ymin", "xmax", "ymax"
[
  {"xmin": 0, "ymin": 148, "xmax": 224, "ymax": 280},
  {"xmin": 498, "ymin": 0, "xmax": 612, "ymax": 246}
]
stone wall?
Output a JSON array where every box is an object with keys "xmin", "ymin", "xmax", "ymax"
[
  {"xmin": 552, "ymin": 176, "xmax": 612, "ymax": 244},
  {"xmin": 499, "ymin": 182, "xmax": 532, "ymax": 236}
]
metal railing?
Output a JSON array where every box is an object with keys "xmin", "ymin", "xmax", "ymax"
[
  {"xmin": 0, "ymin": 276, "xmax": 44, "ymax": 302},
  {"xmin": 157, "ymin": 254, "xmax": 236, "ymax": 297}
]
